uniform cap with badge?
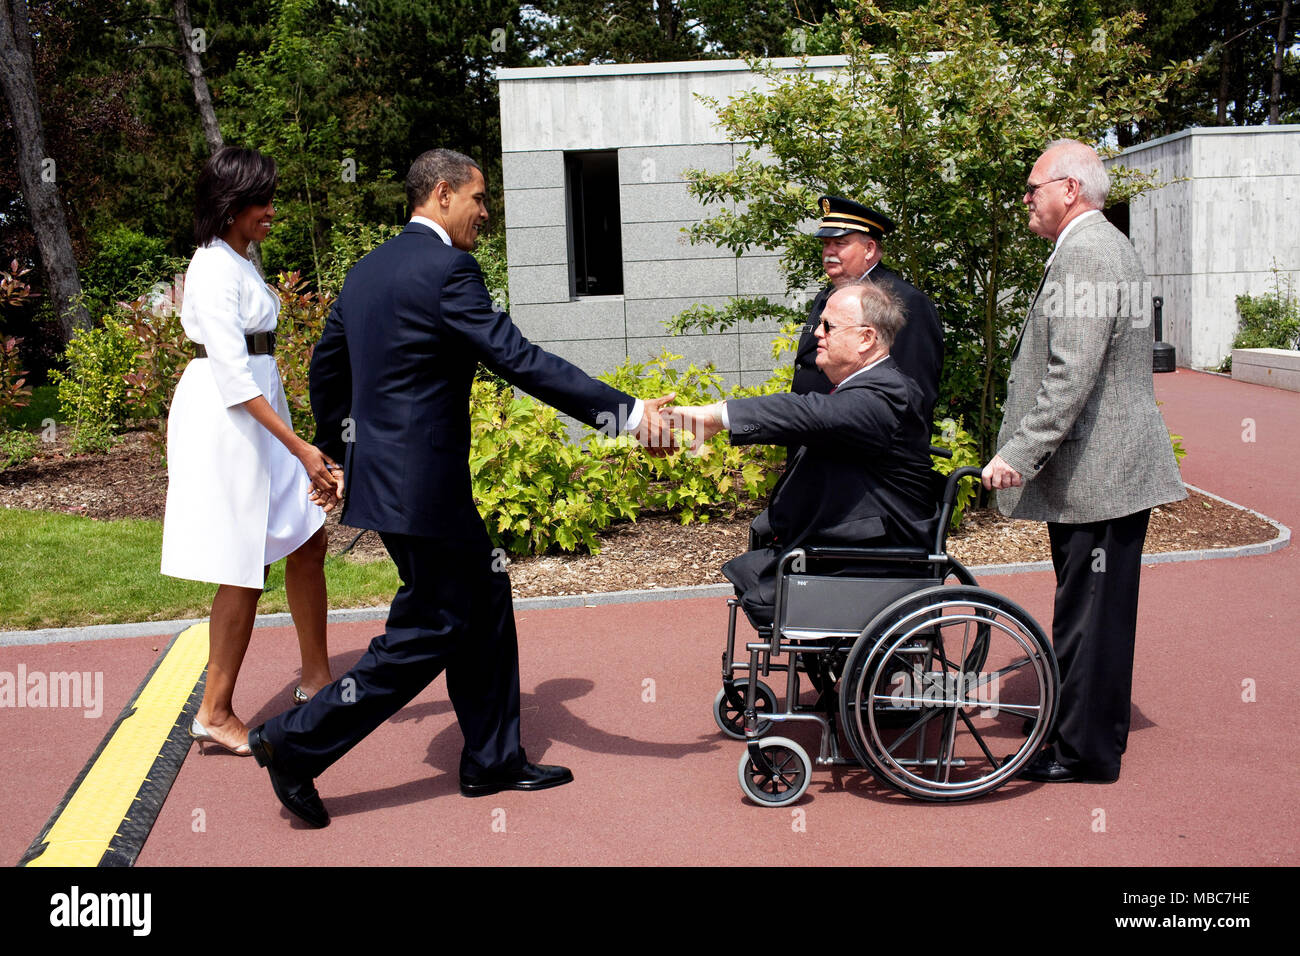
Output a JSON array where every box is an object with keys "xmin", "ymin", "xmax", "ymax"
[{"xmin": 814, "ymin": 195, "xmax": 897, "ymax": 240}]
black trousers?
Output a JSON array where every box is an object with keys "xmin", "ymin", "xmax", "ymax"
[
  {"xmin": 1045, "ymin": 509, "xmax": 1151, "ymax": 781},
  {"xmin": 263, "ymin": 529, "xmax": 523, "ymax": 781}
]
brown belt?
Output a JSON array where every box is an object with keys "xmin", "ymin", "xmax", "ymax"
[{"xmin": 193, "ymin": 331, "xmax": 277, "ymax": 358}]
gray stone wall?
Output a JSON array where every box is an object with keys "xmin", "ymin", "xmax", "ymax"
[
  {"xmin": 497, "ymin": 59, "xmax": 841, "ymax": 388},
  {"xmin": 1107, "ymin": 126, "xmax": 1300, "ymax": 369}
]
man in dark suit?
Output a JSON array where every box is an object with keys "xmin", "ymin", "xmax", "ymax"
[
  {"xmin": 247, "ymin": 149, "xmax": 675, "ymax": 827},
  {"xmin": 983, "ymin": 140, "xmax": 1185, "ymax": 784},
  {"xmin": 672, "ymin": 282, "xmax": 935, "ymax": 623},
  {"xmin": 792, "ymin": 196, "xmax": 944, "ymax": 425}
]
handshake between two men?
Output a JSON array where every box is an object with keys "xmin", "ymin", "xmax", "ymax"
[{"xmin": 623, "ymin": 394, "xmax": 738, "ymax": 456}]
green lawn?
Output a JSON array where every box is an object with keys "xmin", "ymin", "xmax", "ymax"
[
  {"xmin": 2, "ymin": 384, "xmax": 60, "ymax": 432},
  {"xmin": 0, "ymin": 507, "xmax": 399, "ymax": 630}
]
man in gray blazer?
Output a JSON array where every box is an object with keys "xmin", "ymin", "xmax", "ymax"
[{"xmin": 983, "ymin": 139, "xmax": 1186, "ymax": 784}]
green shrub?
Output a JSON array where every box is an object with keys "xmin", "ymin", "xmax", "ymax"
[
  {"xmin": 318, "ymin": 220, "xmax": 403, "ymax": 297},
  {"xmin": 471, "ymin": 377, "xmax": 641, "ymax": 554},
  {"xmin": 0, "ymin": 335, "xmax": 33, "ymax": 420},
  {"xmin": 1233, "ymin": 289, "xmax": 1300, "ymax": 350},
  {"xmin": 930, "ymin": 417, "xmax": 982, "ymax": 528},
  {"xmin": 473, "ymin": 231, "xmax": 510, "ymax": 312},
  {"xmin": 273, "ymin": 271, "xmax": 332, "ymax": 441},
  {"xmin": 599, "ymin": 351, "xmax": 785, "ymax": 525},
  {"xmin": 1220, "ymin": 279, "xmax": 1300, "ymax": 371},
  {"xmin": 80, "ymin": 225, "xmax": 168, "ymax": 313},
  {"xmin": 50, "ymin": 318, "xmax": 136, "ymax": 453},
  {"xmin": 0, "ymin": 429, "xmax": 39, "ymax": 470},
  {"xmin": 118, "ymin": 290, "xmax": 188, "ymax": 454}
]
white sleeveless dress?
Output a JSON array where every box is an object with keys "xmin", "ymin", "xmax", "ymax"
[{"xmin": 160, "ymin": 239, "xmax": 324, "ymax": 589}]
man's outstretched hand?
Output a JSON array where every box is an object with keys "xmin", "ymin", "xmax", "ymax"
[
  {"xmin": 665, "ymin": 402, "xmax": 725, "ymax": 454},
  {"xmin": 633, "ymin": 393, "xmax": 678, "ymax": 455}
]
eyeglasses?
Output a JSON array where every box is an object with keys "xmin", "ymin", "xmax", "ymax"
[
  {"xmin": 1025, "ymin": 176, "xmax": 1068, "ymax": 197},
  {"xmin": 819, "ymin": 317, "xmax": 871, "ymax": 337}
]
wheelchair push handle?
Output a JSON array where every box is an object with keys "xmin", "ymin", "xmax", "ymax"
[{"xmin": 933, "ymin": 466, "xmax": 985, "ymax": 554}]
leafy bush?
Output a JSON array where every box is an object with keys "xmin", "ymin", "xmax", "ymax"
[
  {"xmin": 473, "ymin": 231, "xmax": 510, "ymax": 312},
  {"xmin": 0, "ymin": 336, "xmax": 33, "ymax": 420},
  {"xmin": 470, "ymin": 377, "xmax": 640, "ymax": 554},
  {"xmin": 49, "ymin": 319, "xmax": 136, "ymax": 454},
  {"xmin": 79, "ymin": 225, "xmax": 169, "ymax": 314},
  {"xmin": 318, "ymin": 220, "xmax": 403, "ymax": 297},
  {"xmin": 273, "ymin": 271, "xmax": 332, "ymax": 440},
  {"xmin": 0, "ymin": 429, "xmax": 39, "ymax": 470},
  {"xmin": 119, "ymin": 289, "xmax": 190, "ymax": 454},
  {"xmin": 1220, "ymin": 282, "xmax": 1300, "ymax": 370},
  {"xmin": 598, "ymin": 351, "xmax": 785, "ymax": 524},
  {"xmin": 930, "ymin": 417, "xmax": 982, "ymax": 528}
]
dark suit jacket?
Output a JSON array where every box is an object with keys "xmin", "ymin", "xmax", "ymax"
[
  {"xmin": 310, "ymin": 222, "xmax": 635, "ymax": 539},
  {"xmin": 723, "ymin": 356, "xmax": 936, "ymax": 615},
  {"xmin": 792, "ymin": 265, "xmax": 944, "ymax": 424}
]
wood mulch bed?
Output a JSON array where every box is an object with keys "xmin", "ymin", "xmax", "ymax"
[{"xmin": 1, "ymin": 428, "xmax": 1281, "ymax": 600}]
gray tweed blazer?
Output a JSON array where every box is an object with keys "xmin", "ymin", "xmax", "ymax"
[{"xmin": 996, "ymin": 213, "xmax": 1186, "ymax": 523}]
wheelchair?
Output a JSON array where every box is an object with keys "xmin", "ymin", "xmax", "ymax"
[{"xmin": 713, "ymin": 464, "xmax": 1059, "ymax": 806}]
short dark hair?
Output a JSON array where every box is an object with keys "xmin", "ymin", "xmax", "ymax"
[
  {"xmin": 405, "ymin": 149, "xmax": 481, "ymax": 210},
  {"xmin": 834, "ymin": 281, "xmax": 905, "ymax": 351},
  {"xmin": 194, "ymin": 146, "xmax": 277, "ymax": 246}
]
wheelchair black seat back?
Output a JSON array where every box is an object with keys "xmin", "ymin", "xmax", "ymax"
[{"xmin": 714, "ymin": 464, "xmax": 1060, "ymax": 806}]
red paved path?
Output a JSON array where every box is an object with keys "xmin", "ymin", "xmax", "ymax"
[{"xmin": 3, "ymin": 370, "xmax": 1296, "ymax": 866}]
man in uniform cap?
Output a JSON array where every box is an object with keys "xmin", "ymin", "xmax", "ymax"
[{"xmin": 792, "ymin": 196, "xmax": 943, "ymax": 423}]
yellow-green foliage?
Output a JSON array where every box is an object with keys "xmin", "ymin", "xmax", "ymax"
[{"xmin": 930, "ymin": 417, "xmax": 981, "ymax": 528}]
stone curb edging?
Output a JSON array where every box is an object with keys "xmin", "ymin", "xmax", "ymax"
[{"xmin": 2, "ymin": 482, "xmax": 1287, "ymax": 647}]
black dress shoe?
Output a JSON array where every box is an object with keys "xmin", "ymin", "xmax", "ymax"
[
  {"xmin": 247, "ymin": 725, "xmax": 330, "ymax": 828},
  {"xmin": 460, "ymin": 762, "xmax": 574, "ymax": 798},
  {"xmin": 1020, "ymin": 750, "xmax": 1118, "ymax": 784},
  {"xmin": 1020, "ymin": 752, "xmax": 1080, "ymax": 783}
]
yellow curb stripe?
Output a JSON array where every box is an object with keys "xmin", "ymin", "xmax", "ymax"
[{"xmin": 23, "ymin": 624, "xmax": 208, "ymax": 867}]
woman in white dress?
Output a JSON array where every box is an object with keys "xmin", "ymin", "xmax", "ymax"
[{"xmin": 161, "ymin": 147, "xmax": 340, "ymax": 755}]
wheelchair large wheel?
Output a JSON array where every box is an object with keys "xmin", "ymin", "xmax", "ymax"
[
  {"xmin": 737, "ymin": 737, "xmax": 811, "ymax": 807},
  {"xmin": 713, "ymin": 679, "xmax": 775, "ymax": 740},
  {"xmin": 840, "ymin": 585, "xmax": 1057, "ymax": 802}
]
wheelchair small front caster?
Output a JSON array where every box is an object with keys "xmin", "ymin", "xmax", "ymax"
[
  {"xmin": 738, "ymin": 736, "xmax": 810, "ymax": 807},
  {"xmin": 713, "ymin": 679, "xmax": 776, "ymax": 740}
]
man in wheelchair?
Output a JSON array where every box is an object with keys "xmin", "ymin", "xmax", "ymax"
[{"xmin": 669, "ymin": 281, "xmax": 936, "ymax": 626}]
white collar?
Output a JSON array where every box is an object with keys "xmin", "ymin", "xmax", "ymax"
[
  {"xmin": 410, "ymin": 216, "xmax": 452, "ymax": 247},
  {"xmin": 1046, "ymin": 209, "xmax": 1101, "ymax": 268},
  {"xmin": 852, "ymin": 259, "xmax": 881, "ymax": 283},
  {"xmin": 834, "ymin": 353, "xmax": 889, "ymax": 390}
]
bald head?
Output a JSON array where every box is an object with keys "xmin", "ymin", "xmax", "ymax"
[
  {"xmin": 1039, "ymin": 139, "xmax": 1110, "ymax": 208},
  {"xmin": 1025, "ymin": 139, "xmax": 1110, "ymax": 241}
]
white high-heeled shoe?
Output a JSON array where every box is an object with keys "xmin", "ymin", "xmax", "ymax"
[{"xmin": 189, "ymin": 717, "xmax": 252, "ymax": 756}]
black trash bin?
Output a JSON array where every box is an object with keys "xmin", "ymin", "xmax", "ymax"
[{"xmin": 1152, "ymin": 296, "xmax": 1176, "ymax": 373}]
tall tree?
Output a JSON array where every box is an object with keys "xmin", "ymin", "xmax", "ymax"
[
  {"xmin": 526, "ymin": 0, "xmax": 827, "ymax": 63},
  {"xmin": 172, "ymin": 0, "xmax": 224, "ymax": 153},
  {"xmin": 679, "ymin": 0, "xmax": 1192, "ymax": 458},
  {"xmin": 1270, "ymin": 0, "xmax": 1292, "ymax": 123},
  {"xmin": 0, "ymin": 0, "xmax": 90, "ymax": 339}
]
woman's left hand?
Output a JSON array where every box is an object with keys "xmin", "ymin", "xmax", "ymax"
[{"xmin": 299, "ymin": 445, "xmax": 344, "ymax": 512}]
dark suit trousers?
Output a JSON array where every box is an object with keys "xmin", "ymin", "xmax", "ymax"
[
  {"xmin": 262, "ymin": 530, "xmax": 523, "ymax": 781},
  {"xmin": 1045, "ymin": 509, "xmax": 1151, "ymax": 780}
]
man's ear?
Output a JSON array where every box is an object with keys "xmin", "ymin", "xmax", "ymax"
[
  {"xmin": 1063, "ymin": 177, "xmax": 1082, "ymax": 207},
  {"xmin": 858, "ymin": 324, "xmax": 877, "ymax": 357},
  {"xmin": 432, "ymin": 179, "xmax": 452, "ymax": 208}
]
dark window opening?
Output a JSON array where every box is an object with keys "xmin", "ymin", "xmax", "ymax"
[{"xmin": 565, "ymin": 151, "xmax": 623, "ymax": 296}]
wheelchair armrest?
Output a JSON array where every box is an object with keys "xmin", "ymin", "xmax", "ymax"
[{"xmin": 802, "ymin": 545, "xmax": 934, "ymax": 561}]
